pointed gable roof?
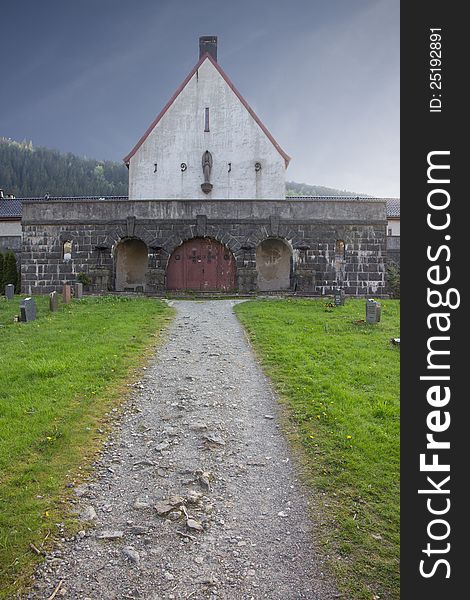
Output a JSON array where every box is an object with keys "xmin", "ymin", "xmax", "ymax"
[{"xmin": 123, "ymin": 53, "xmax": 290, "ymax": 167}]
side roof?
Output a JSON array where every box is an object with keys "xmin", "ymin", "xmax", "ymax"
[
  {"xmin": 123, "ymin": 53, "xmax": 290, "ymax": 167},
  {"xmin": 386, "ymin": 198, "xmax": 400, "ymax": 218},
  {"xmin": 0, "ymin": 199, "xmax": 22, "ymax": 219}
]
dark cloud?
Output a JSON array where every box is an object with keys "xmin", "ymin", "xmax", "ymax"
[{"xmin": 1, "ymin": 0, "xmax": 399, "ymax": 196}]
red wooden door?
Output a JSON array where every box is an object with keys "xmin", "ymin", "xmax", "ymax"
[{"xmin": 166, "ymin": 238, "xmax": 236, "ymax": 291}]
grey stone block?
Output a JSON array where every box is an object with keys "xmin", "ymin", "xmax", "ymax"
[
  {"xmin": 5, "ymin": 284, "xmax": 14, "ymax": 300},
  {"xmin": 20, "ymin": 297, "xmax": 37, "ymax": 322}
]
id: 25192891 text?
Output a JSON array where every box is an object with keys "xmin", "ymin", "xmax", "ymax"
[{"xmin": 429, "ymin": 28, "xmax": 443, "ymax": 113}]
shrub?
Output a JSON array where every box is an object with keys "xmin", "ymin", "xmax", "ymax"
[
  {"xmin": 387, "ymin": 263, "xmax": 400, "ymax": 298},
  {"xmin": 77, "ymin": 272, "xmax": 92, "ymax": 287}
]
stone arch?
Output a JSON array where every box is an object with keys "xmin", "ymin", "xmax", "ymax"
[
  {"xmin": 163, "ymin": 226, "xmax": 240, "ymax": 259},
  {"xmin": 114, "ymin": 238, "xmax": 148, "ymax": 292},
  {"xmin": 133, "ymin": 225, "xmax": 155, "ymax": 248},
  {"xmin": 57, "ymin": 232, "xmax": 78, "ymax": 256},
  {"xmin": 166, "ymin": 237, "xmax": 237, "ymax": 291},
  {"xmin": 256, "ymin": 237, "xmax": 293, "ymax": 291}
]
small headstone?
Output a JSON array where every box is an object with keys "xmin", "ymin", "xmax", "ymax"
[
  {"xmin": 5, "ymin": 284, "xmax": 14, "ymax": 300},
  {"xmin": 20, "ymin": 297, "xmax": 37, "ymax": 322},
  {"xmin": 333, "ymin": 287, "xmax": 345, "ymax": 306},
  {"xmin": 62, "ymin": 284, "xmax": 72, "ymax": 304},
  {"xmin": 366, "ymin": 299, "xmax": 381, "ymax": 324},
  {"xmin": 74, "ymin": 282, "xmax": 83, "ymax": 299},
  {"xmin": 49, "ymin": 291, "xmax": 58, "ymax": 312}
]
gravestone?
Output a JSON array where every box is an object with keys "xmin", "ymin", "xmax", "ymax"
[
  {"xmin": 74, "ymin": 282, "xmax": 83, "ymax": 299},
  {"xmin": 49, "ymin": 290, "xmax": 58, "ymax": 312},
  {"xmin": 366, "ymin": 299, "xmax": 381, "ymax": 324},
  {"xmin": 5, "ymin": 284, "xmax": 14, "ymax": 300},
  {"xmin": 333, "ymin": 287, "xmax": 345, "ymax": 306},
  {"xmin": 20, "ymin": 297, "xmax": 37, "ymax": 322},
  {"xmin": 62, "ymin": 284, "xmax": 72, "ymax": 304}
]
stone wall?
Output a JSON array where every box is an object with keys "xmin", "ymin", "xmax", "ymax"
[{"xmin": 21, "ymin": 198, "xmax": 387, "ymax": 295}]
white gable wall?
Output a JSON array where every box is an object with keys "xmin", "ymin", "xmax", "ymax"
[
  {"xmin": 387, "ymin": 218, "xmax": 400, "ymax": 236},
  {"xmin": 128, "ymin": 59, "xmax": 286, "ymax": 200},
  {"xmin": 0, "ymin": 221, "xmax": 21, "ymax": 237}
]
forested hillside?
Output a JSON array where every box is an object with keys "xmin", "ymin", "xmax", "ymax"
[
  {"xmin": 286, "ymin": 181, "xmax": 367, "ymax": 197},
  {"xmin": 0, "ymin": 138, "xmax": 362, "ymax": 198},
  {"xmin": 0, "ymin": 138, "xmax": 128, "ymax": 197}
]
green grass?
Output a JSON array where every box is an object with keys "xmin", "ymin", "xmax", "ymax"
[
  {"xmin": 0, "ymin": 295, "xmax": 173, "ymax": 597},
  {"xmin": 235, "ymin": 298, "xmax": 400, "ymax": 600}
]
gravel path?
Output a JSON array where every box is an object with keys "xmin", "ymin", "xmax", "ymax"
[{"xmin": 28, "ymin": 300, "xmax": 339, "ymax": 600}]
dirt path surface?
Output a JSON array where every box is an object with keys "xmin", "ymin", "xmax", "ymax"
[{"xmin": 29, "ymin": 300, "xmax": 338, "ymax": 600}]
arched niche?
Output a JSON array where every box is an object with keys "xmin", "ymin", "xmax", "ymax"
[
  {"xmin": 256, "ymin": 238, "xmax": 292, "ymax": 291},
  {"xmin": 115, "ymin": 238, "xmax": 148, "ymax": 292}
]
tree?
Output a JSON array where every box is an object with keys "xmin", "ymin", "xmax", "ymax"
[
  {"xmin": 386, "ymin": 263, "xmax": 400, "ymax": 299},
  {"xmin": 0, "ymin": 137, "xmax": 128, "ymax": 197},
  {"xmin": 3, "ymin": 250, "xmax": 19, "ymax": 290},
  {"xmin": 16, "ymin": 262, "xmax": 21, "ymax": 293}
]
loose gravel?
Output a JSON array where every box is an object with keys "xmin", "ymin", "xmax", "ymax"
[{"xmin": 28, "ymin": 300, "xmax": 339, "ymax": 600}]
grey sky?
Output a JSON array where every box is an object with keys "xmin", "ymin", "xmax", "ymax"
[{"xmin": 1, "ymin": 0, "xmax": 399, "ymax": 197}]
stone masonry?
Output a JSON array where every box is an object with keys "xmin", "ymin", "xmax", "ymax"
[{"xmin": 21, "ymin": 196, "xmax": 387, "ymax": 296}]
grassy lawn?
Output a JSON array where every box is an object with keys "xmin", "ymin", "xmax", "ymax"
[
  {"xmin": 0, "ymin": 295, "xmax": 173, "ymax": 597},
  {"xmin": 235, "ymin": 298, "xmax": 400, "ymax": 600}
]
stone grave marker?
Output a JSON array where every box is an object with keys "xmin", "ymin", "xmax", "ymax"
[
  {"xmin": 74, "ymin": 282, "xmax": 83, "ymax": 299},
  {"xmin": 49, "ymin": 290, "xmax": 58, "ymax": 312},
  {"xmin": 366, "ymin": 299, "xmax": 381, "ymax": 324},
  {"xmin": 20, "ymin": 297, "xmax": 37, "ymax": 322},
  {"xmin": 62, "ymin": 284, "xmax": 72, "ymax": 304},
  {"xmin": 333, "ymin": 287, "xmax": 345, "ymax": 306},
  {"xmin": 5, "ymin": 284, "xmax": 14, "ymax": 300}
]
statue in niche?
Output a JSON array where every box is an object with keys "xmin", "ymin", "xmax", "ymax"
[{"xmin": 201, "ymin": 150, "xmax": 213, "ymax": 194}]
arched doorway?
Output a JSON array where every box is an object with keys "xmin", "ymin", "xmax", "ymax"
[
  {"xmin": 256, "ymin": 238, "xmax": 292, "ymax": 291},
  {"xmin": 115, "ymin": 238, "xmax": 148, "ymax": 291},
  {"xmin": 166, "ymin": 238, "xmax": 237, "ymax": 291}
]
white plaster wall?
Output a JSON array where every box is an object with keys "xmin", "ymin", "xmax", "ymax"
[
  {"xmin": 0, "ymin": 221, "xmax": 21, "ymax": 236},
  {"xmin": 128, "ymin": 59, "xmax": 287, "ymax": 200},
  {"xmin": 387, "ymin": 219, "xmax": 400, "ymax": 236}
]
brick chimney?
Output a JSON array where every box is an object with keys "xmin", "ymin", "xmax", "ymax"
[{"xmin": 199, "ymin": 36, "xmax": 217, "ymax": 62}]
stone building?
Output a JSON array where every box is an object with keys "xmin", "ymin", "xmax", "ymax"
[{"xmin": 20, "ymin": 37, "xmax": 387, "ymax": 296}]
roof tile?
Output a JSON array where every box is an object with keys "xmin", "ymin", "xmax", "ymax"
[{"xmin": 0, "ymin": 199, "xmax": 22, "ymax": 218}]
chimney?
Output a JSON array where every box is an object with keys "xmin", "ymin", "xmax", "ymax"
[{"xmin": 199, "ymin": 36, "xmax": 217, "ymax": 62}]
